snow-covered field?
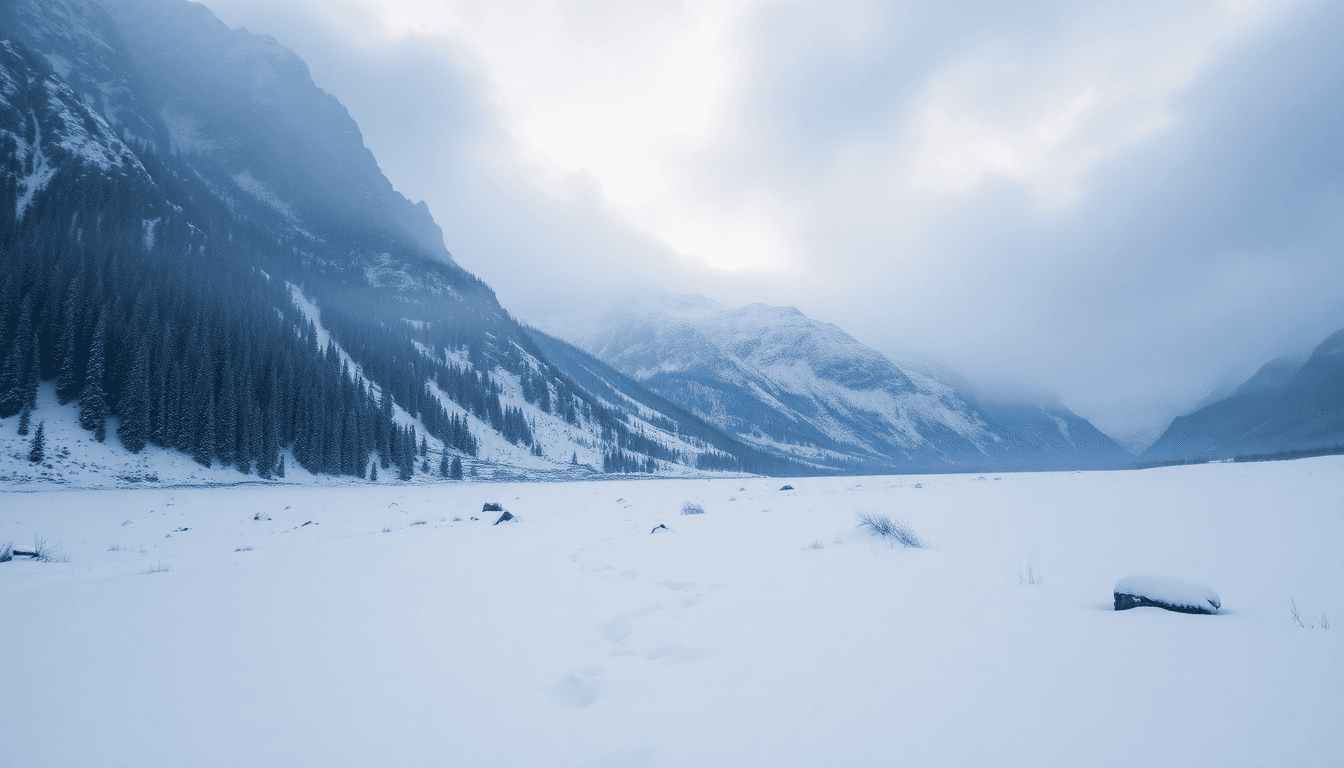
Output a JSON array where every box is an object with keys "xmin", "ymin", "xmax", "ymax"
[{"xmin": 2, "ymin": 458, "xmax": 1341, "ymax": 767}]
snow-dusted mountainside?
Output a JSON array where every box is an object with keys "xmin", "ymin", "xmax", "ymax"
[
  {"xmin": 1, "ymin": 0, "xmax": 449, "ymax": 263},
  {"xmin": 582, "ymin": 291, "xmax": 1129, "ymax": 472},
  {"xmin": 1145, "ymin": 327, "xmax": 1344, "ymax": 460},
  {"xmin": 0, "ymin": 0, "xmax": 796, "ymax": 484}
]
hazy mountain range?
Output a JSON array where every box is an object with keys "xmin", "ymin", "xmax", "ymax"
[
  {"xmin": 1144, "ymin": 328, "xmax": 1344, "ymax": 460},
  {"xmin": 578, "ymin": 290, "xmax": 1129, "ymax": 472},
  {"xmin": 1, "ymin": 0, "xmax": 1339, "ymax": 482}
]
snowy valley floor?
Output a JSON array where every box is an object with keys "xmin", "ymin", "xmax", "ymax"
[{"xmin": 2, "ymin": 459, "xmax": 1342, "ymax": 767}]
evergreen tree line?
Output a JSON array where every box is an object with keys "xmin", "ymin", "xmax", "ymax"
[
  {"xmin": 0, "ymin": 151, "xmax": 460, "ymax": 480},
  {"xmin": 602, "ymin": 448, "xmax": 658, "ymax": 474}
]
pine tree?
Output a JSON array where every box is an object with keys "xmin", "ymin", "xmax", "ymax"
[
  {"xmin": 450, "ymin": 456, "xmax": 463, "ymax": 480},
  {"xmin": 0, "ymin": 299, "xmax": 33, "ymax": 418},
  {"xmin": 369, "ymin": 462, "xmax": 378, "ymax": 482},
  {"xmin": 193, "ymin": 385, "xmax": 215, "ymax": 467},
  {"xmin": 215, "ymin": 362, "xmax": 238, "ymax": 467},
  {"xmin": 440, "ymin": 454, "xmax": 449, "ymax": 477},
  {"xmin": 54, "ymin": 278, "xmax": 83, "ymax": 404},
  {"xmin": 22, "ymin": 332, "xmax": 39, "ymax": 411},
  {"xmin": 28, "ymin": 421, "xmax": 44, "ymax": 463},
  {"xmin": 571, "ymin": 451, "xmax": 578, "ymax": 465},
  {"xmin": 0, "ymin": 333, "xmax": 24, "ymax": 419},
  {"xmin": 79, "ymin": 311, "xmax": 109, "ymax": 442},
  {"xmin": 17, "ymin": 408, "xmax": 31, "ymax": 435},
  {"xmin": 117, "ymin": 340, "xmax": 150, "ymax": 453}
]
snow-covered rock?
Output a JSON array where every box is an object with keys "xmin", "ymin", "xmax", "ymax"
[{"xmin": 1114, "ymin": 575, "xmax": 1222, "ymax": 614}]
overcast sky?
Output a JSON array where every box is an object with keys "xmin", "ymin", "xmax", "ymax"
[{"xmin": 198, "ymin": 0, "xmax": 1344, "ymax": 449}]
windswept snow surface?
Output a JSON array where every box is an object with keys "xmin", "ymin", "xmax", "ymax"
[{"xmin": 2, "ymin": 458, "xmax": 1342, "ymax": 766}]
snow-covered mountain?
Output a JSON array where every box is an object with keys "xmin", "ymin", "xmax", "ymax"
[
  {"xmin": 0, "ymin": 0, "xmax": 799, "ymax": 485},
  {"xmin": 1145, "ymin": 327, "xmax": 1344, "ymax": 460},
  {"xmin": 580, "ymin": 291, "xmax": 1129, "ymax": 472}
]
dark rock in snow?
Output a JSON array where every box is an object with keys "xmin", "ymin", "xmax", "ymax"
[
  {"xmin": 651, "ymin": 524, "xmax": 671, "ymax": 534},
  {"xmin": 483, "ymin": 503, "xmax": 504, "ymax": 513},
  {"xmin": 493, "ymin": 511, "xmax": 514, "ymax": 525},
  {"xmin": 1114, "ymin": 576, "xmax": 1221, "ymax": 615},
  {"xmin": 779, "ymin": 485, "xmax": 794, "ymax": 491},
  {"xmin": 253, "ymin": 512, "xmax": 271, "ymax": 521}
]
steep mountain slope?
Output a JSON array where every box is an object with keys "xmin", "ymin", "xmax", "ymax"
[
  {"xmin": 582, "ymin": 291, "xmax": 1129, "ymax": 472},
  {"xmin": 0, "ymin": 0, "xmax": 790, "ymax": 483},
  {"xmin": 1145, "ymin": 329, "xmax": 1344, "ymax": 459}
]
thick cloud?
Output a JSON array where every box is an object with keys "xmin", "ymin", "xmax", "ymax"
[{"xmin": 197, "ymin": 0, "xmax": 1344, "ymax": 449}]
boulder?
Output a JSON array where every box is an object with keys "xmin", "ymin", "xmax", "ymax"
[
  {"xmin": 493, "ymin": 511, "xmax": 514, "ymax": 525},
  {"xmin": 779, "ymin": 485, "xmax": 794, "ymax": 491},
  {"xmin": 1114, "ymin": 576, "xmax": 1221, "ymax": 615},
  {"xmin": 650, "ymin": 524, "xmax": 670, "ymax": 534}
]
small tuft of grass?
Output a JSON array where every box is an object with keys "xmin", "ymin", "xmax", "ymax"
[
  {"xmin": 143, "ymin": 561, "xmax": 171, "ymax": 574},
  {"xmin": 806, "ymin": 540, "xmax": 825, "ymax": 550},
  {"xmin": 1018, "ymin": 562, "xmax": 1043, "ymax": 585},
  {"xmin": 235, "ymin": 546, "xmax": 253, "ymax": 552},
  {"xmin": 856, "ymin": 512, "xmax": 925, "ymax": 549},
  {"xmin": 108, "ymin": 543, "xmax": 122, "ymax": 552},
  {"xmin": 381, "ymin": 526, "xmax": 392, "ymax": 533},
  {"xmin": 1291, "ymin": 599, "xmax": 1331, "ymax": 629},
  {"xmin": 452, "ymin": 517, "xmax": 462, "ymax": 522},
  {"xmin": 30, "ymin": 535, "xmax": 70, "ymax": 563},
  {"xmin": 411, "ymin": 520, "xmax": 426, "ymax": 526},
  {"xmin": 680, "ymin": 502, "xmax": 705, "ymax": 516},
  {"xmin": 0, "ymin": 540, "xmax": 11, "ymax": 563}
]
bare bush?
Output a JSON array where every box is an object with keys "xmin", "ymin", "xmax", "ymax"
[
  {"xmin": 680, "ymin": 502, "xmax": 705, "ymax": 515},
  {"xmin": 856, "ymin": 512, "xmax": 925, "ymax": 549},
  {"xmin": 0, "ymin": 541, "xmax": 11, "ymax": 563}
]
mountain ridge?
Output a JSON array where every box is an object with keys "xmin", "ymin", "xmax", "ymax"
[{"xmin": 579, "ymin": 289, "xmax": 1130, "ymax": 473}]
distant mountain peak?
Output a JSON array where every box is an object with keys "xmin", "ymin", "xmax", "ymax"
[{"xmin": 579, "ymin": 291, "xmax": 1127, "ymax": 472}]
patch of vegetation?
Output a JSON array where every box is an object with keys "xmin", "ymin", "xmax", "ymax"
[{"xmin": 856, "ymin": 512, "xmax": 925, "ymax": 549}]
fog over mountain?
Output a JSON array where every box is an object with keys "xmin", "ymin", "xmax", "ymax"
[{"xmin": 194, "ymin": 0, "xmax": 1344, "ymax": 447}]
